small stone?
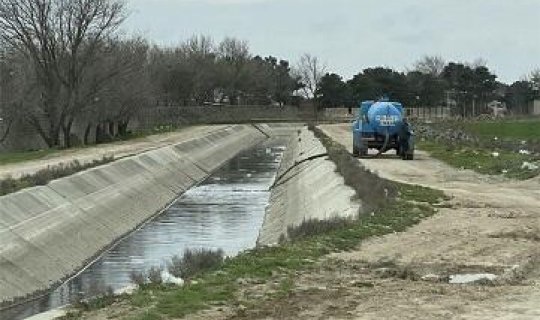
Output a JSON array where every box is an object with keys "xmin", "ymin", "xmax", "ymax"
[
  {"xmin": 421, "ymin": 274, "xmax": 443, "ymax": 282},
  {"xmin": 236, "ymin": 304, "xmax": 247, "ymax": 315}
]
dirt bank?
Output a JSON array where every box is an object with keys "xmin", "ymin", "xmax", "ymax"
[
  {"xmin": 0, "ymin": 125, "xmax": 228, "ymax": 180},
  {"xmin": 194, "ymin": 123, "xmax": 540, "ymax": 320}
]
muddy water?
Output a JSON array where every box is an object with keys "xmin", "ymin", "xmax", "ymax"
[{"xmin": 4, "ymin": 140, "xmax": 285, "ymax": 320}]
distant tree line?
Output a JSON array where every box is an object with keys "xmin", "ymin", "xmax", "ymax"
[
  {"xmin": 317, "ymin": 56, "xmax": 540, "ymax": 117},
  {"xmin": 148, "ymin": 36, "xmax": 302, "ymax": 107},
  {"xmin": 0, "ymin": 1, "xmax": 538, "ymax": 150}
]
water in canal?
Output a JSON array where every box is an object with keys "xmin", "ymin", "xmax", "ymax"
[{"xmin": 4, "ymin": 140, "xmax": 285, "ymax": 320}]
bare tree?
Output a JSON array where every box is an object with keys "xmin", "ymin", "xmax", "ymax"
[
  {"xmin": 414, "ymin": 55, "xmax": 446, "ymax": 77},
  {"xmin": 183, "ymin": 35, "xmax": 215, "ymax": 59},
  {"xmin": 0, "ymin": 0, "xmax": 126, "ymax": 147},
  {"xmin": 217, "ymin": 37, "xmax": 251, "ymax": 104},
  {"xmin": 0, "ymin": 49, "xmax": 35, "ymax": 144},
  {"xmin": 181, "ymin": 35, "xmax": 218, "ymax": 104},
  {"xmin": 295, "ymin": 53, "xmax": 326, "ymax": 100},
  {"xmin": 0, "ymin": 51, "xmax": 15, "ymax": 143},
  {"xmin": 86, "ymin": 38, "xmax": 150, "ymax": 143},
  {"xmin": 468, "ymin": 58, "xmax": 488, "ymax": 69},
  {"xmin": 529, "ymin": 69, "xmax": 540, "ymax": 85}
]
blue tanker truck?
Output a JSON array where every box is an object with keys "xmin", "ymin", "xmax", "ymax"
[{"xmin": 352, "ymin": 98, "xmax": 414, "ymax": 160}]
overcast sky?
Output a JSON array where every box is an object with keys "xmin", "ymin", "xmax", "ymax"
[{"xmin": 124, "ymin": 0, "xmax": 540, "ymax": 84}]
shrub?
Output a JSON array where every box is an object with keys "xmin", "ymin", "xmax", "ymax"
[
  {"xmin": 72, "ymin": 285, "xmax": 116, "ymax": 312},
  {"xmin": 168, "ymin": 248, "xmax": 225, "ymax": 279},
  {"xmin": 130, "ymin": 270, "xmax": 147, "ymax": 286},
  {"xmin": 286, "ymin": 217, "xmax": 354, "ymax": 241},
  {"xmin": 148, "ymin": 266, "xmax": 164, "ymax": 285}
]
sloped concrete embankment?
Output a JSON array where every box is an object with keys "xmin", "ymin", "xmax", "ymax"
[
  {"xmin": 0, "ymin": 125, "xmax": 268, "ymax": 305},
  {"xmin": 257, "ymin": 127, "xmax": 361, "ymax": 245}
]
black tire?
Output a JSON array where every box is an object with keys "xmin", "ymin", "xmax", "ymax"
[
  {"xmin": 405, "ymin": 153, "xmax": 414, "ymax": 160},
  {"xmin": 353, "ymin": 145, "xmax": 360, "ymax": 157},
  {"xmin": 359, "ymin": 149, "xmax": 368, "ymax": 157}
]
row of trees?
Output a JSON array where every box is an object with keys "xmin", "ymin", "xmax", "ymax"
[
  {"xmin": 0, "ymin": 0, "xmax": 303, "ymax": 149},
  {"xmin": 0, "ymin": 1, "xmax": 538, "ymax": 150},
  {"xmin": 148, "ymin": 36, "xmax": 301, "ymax": 107},
  {"xmin": 316, "ymin": 56, "xmax": 540, "ymax": 116}
]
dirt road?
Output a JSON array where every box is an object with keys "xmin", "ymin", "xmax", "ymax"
[
  {"xmin": 212, "ymin": 124, "xmax": 540, "ymax": 320},
  {"xmin": 300, "ymin": 124, "xmax": 540, "ymax": 320},
  {"xmin": 0, "ymin": 125, "xmax": 228, "ymax": 179}
]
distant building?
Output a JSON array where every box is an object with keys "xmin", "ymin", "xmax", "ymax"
[{"xmin": 531, "ymin": 99, "xmax": 540, "ymax": 115}]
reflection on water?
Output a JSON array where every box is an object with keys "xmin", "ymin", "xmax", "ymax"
[{"xmin": 4, "ymin": 141, "xmax": 285, "ymax": 320}]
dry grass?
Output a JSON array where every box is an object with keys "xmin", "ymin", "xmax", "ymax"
[
  {"xmin": 0, "ymin": 156, "xmax": 114, "ymax": 196},
  {"xmin": 309, "ymin": 125, "xmax": 399, "ymax": 212}
]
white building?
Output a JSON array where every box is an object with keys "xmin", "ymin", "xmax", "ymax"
[{"xmin": 532, "ymin": 99, "xmax": 540, "ymax": 115}]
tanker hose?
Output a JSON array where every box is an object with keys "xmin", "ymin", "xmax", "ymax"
[{"xmin": 368, "ymin": 128, "xmax": 390, "ymax": 159}]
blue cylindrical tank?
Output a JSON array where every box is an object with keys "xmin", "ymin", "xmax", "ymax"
[{"xmin": 367, "ymin": 101, "xmax": 404, "ymax": 136}]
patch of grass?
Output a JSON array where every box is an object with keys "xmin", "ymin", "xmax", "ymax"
[
  {"xmin": 463, "ymin": 119, "xmax": 540, "ymax": 140},
  {"xmin": 397, "ymin": 183, "xmax": 450, "ymax": 204},
  {"xmin": 72, "ymin": 287, "xmax": 117, "ymax": 313},
  {"xmin": 418, "ymin": 140, "xmax": 540, "ymax": 180},
  {"xmin": 129, "ymin": 290, "xmax": 155, "ymax": 308},
  {"xmin": 154, "ymin": 278, "xmax": 235, "ymax": 318},
  {"xmin": 286, "ymin": 217, "xmax": 355, "ymax": 242},
  {"xmin": 129, "ymin": 310, "xmax": 163, "ymax": 320},
  {"xmin": 0, "ymin": 123, "xmax": 183, "ymax": 166},
  {"xmin": 0, "ymin": 149, "xmax": 59, "ymax": 165},
  {"xmin": 275, "ymin": 277, "xmax": 295, "ymax": 298},
  {"xmin": 0, "ymin": 156, "xmax": 114, "ymax": 196}
]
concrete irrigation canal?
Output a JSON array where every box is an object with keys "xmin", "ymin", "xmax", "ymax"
[{"xmin": 0, "ymin": 124, "xmax": 359, "ymax": 319}]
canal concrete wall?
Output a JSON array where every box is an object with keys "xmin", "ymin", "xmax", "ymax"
[
  {"xmin": 257, "ymin": 127, "xmax": 361, "ymax": 246},
  {"xmin": 0, "ymin": 124, "xmax": 268, "ymax": 304}
]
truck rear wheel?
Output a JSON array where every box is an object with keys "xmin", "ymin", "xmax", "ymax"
[
  {"xmin": 404, "ymin": 153, "xmax": 414, "ymax": 160},
  {"xmin": 360, "ymin": 149, "xmax": 368, "ymax": 157}
]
